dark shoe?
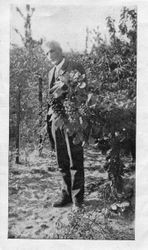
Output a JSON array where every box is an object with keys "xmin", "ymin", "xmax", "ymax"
[
  {"xmin": 52, "ymin": 195, "xmax": 72, "ymax": 207},
  {"xmin": 72, "ymin": 199, "xmax": 84, "ymax": 211},
  {"xmin": 73, "ymin": 196, "xmax": 84, "ymax": 206}
]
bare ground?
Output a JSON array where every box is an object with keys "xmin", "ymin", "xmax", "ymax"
[{"xmin": 8, "ymin": 146, "xmax": 135, "ymax": 240}]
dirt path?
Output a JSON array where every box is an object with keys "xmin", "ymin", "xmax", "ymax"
[{"xmin": 8, "ymin": 147, "xmax": 135, "ymax": 240}]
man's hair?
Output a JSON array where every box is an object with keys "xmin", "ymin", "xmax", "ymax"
[{"xmin": 44, "ymin": 40, "xmax": 63, "ymax": 53}]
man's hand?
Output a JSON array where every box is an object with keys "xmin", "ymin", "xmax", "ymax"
[{"xmin": 49, "ymin": 81, "xmax": 68, "ymax": 99}]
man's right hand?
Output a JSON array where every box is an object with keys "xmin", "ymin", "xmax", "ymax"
[{"xmin": 49, "ymin": 81, "xmax": 68, "ymax": 99}]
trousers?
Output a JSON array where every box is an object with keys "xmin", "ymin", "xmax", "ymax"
[{"xmin": 51, "ymin": 121, "xmax": 84, "ymax": 203}]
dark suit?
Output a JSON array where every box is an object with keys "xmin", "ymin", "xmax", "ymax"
[{"xmin": 47, "ymin": 58, "xmax": 85, "ymax": 204}]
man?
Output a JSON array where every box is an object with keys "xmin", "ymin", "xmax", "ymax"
[{"xmin": 44, "ymin": 41, "xmax": 86, "ymax": 209}]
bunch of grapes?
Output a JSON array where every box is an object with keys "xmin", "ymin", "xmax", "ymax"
[
  {"xmin": 79, "ymin": 103, "xmax": 90, "ymax": 117},
  {"xmin": 49, "ymin": 96, "xmax": 65, "ymax": 117},
  {"xmin": 63, "ymin": 99, "xmax": 78, "ymax": 123}
]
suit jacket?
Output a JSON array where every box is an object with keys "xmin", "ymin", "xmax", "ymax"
[{"xmin": 47, "ymin": 58, "xmax": 86, "ymax": 148}]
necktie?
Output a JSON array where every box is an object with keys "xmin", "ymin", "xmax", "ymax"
[{"xmin": 50, "ymin": 67, "xmax": 56, "ymax": 89}]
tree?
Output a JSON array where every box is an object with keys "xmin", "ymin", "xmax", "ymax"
[
  {"xmin": 15, "ymin": 5, "xmax": 35, "ymax": 49},
  {"xmin": 10, "ymin": 5, "xmax": 49, "ymax": 161}
]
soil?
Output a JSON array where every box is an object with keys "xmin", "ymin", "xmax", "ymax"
[{"xmin": 8, "ymin": 146, "xmax": 135, "ymax": 240}]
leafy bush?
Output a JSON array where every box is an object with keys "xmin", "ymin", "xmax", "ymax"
[
  {"xmin": 64, "ymin": 7, "xmax": 136, "ymax": 192},
  {"xmin": 9, "ymin": 45, "xmax": 50, "ymax": 146}
]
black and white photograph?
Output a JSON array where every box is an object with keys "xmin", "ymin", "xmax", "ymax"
[{"xmin": 8, "ymin": 3, "xmax": 136, "ymax": 240}]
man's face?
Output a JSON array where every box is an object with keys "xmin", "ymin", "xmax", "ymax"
[{"xmin": 46, "ymin": 46, "xmax": 63, "ymax": 65}]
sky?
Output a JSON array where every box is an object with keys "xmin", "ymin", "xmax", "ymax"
[{"xmin": 10, "ymin": 4, "xmax": 132, "ymax": 52}]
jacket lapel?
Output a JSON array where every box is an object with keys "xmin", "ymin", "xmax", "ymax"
[
  {"xmin": 60, "ymin": 58, "xmax": 69, "ymax": 74},
  {"xmin": 48, "ymin": 67, "xmax": 56, "ymax": 89},
  {"xmin": 48, "ymin": 58, "xmax": 69, "ymax": 88}
]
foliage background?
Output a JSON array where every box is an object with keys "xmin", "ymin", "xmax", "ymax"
[
  {"xmin": 10, "ymin": 6, "xmax": 136, "ymax": 185},
  {"xmin": 9, "ymin": 6, "xmax": 136, "ymax": 148},
  {"xmin": 8, "ymin": 4, "xmax": 137, "ymax": 241}
]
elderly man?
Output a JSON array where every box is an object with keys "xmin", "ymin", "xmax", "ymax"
[{"xmin": 44, "ymin": 41, "xmax": 86, "ymax": 209}]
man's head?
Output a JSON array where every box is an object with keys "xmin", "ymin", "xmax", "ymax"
[{"xmin": 44, "ymin": 40, "xmax": 64, "ymax": 65}]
